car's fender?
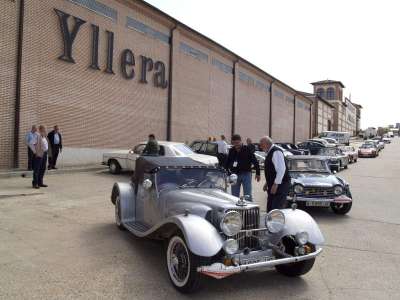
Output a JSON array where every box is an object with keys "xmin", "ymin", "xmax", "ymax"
[
  {"xmin": 168, "ymin": 214, "xmax": 224, "ymax": 257},
  {"xmin": 279, "ymin": 208, "xmax": 325, "ymax": 245},
  {"xmin": 111, "ymin": 182, "xmax": 135, "ymax": 223}
]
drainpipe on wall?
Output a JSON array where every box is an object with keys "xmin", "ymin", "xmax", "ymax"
[
  {"xmin": 14, "ymin": 0, "xmax": 25, "ymax": 169},
  {"xmin": 231, "ymin": 60, "xmax": 238, "ymax": 137},
  {"xmin": 309, "ymin": 102, "xmax": 313, "ymax": 139},
  {"xmin": 293, "ymin": 94, "xmax": 297, "ymax": 144},
  {"xmin": 166, "ymin": 25, "xmax": 177, "ymax": 141},
  {"xmin": 269, "ymin": 80, "xmax": 275, "ymax": 137}
]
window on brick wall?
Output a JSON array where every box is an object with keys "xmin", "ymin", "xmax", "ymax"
[
  {"xmin": 326, "ymin": 87, "xmax": 335, "ymax": 100},
  {"xmin": 316, "ymin": 88, "xmax": 325, "ymax": 98}
]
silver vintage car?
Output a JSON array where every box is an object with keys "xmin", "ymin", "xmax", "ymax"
[{"xmin": 111, "ymin": 156, "xmax": 324, "ymax": 293}]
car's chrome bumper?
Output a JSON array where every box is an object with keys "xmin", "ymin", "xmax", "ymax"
[
  {"xmin": 198, "ymin": 247, "xmax": 323, "ymax": 279},
  {"xmin": 289, "ymin": 195, "xmax": 352, "ymax": 204}
]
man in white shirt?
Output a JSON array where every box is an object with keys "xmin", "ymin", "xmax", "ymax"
[
  {"xmin": 216, "ymin": 135, "xmax": 229, "ymax": 167},
  {"xmin": 25, "ymin": 125, "xmax": 37, "ymax": 170},
  {"xmin": 30, "ymin": 125, "xmax": 50, "ymax": 188},
  {"xmin": 259, "ymin": 136, "xmax": 291, "ymax": 212}
]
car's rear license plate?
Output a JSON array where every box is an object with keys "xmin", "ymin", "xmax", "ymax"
[{"xmin": 306, "ymin": 201, "xmax": 330, "ymax": 207}]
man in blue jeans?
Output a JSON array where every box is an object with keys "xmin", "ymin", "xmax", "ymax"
[{"xmin": 225, "ymin": 134, "xmax": 260, "ymax": 200}]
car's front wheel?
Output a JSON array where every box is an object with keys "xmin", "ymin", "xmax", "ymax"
[
  {"xmin": 275, "ymin": 237, "xmax": 316, "ymax": 276},
  {"xmin": 109, "ymin": 159, "xmax": 121, "ymax": 174},
  {"xmin": 330, "ymin": 202, "xmax": 352, "ymax": 214},
  {"xmin": 115, "ymin": 196, "xmax": 125, "ymax": 230},
  {"xmin": 166, "ymin": 235, "xmax": 202, "ymax": 293}
]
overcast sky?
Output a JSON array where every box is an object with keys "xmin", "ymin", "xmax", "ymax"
[{"xmin": 147, "ymin": 0, "xmax": 400, "ymax": 129}]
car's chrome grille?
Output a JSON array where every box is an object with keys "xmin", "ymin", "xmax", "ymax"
[
  {"xmin": 226, "ymin": 207, "xmax": 259, "ymax": 249},
  {"xmin": 299, "ymin": 186, "xmax": 335, "ymax": 197}
]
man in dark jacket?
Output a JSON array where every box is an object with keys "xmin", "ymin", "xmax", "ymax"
[
  {"xmin": 225, "ymin": 134, "xmax": 260, "ymax": 201},
  {"xmin": 47, "ymin": 125, "xmax": 62, "ymax": 169},
  {"xmin": 259, "ymin": 136, "xmax": 290, "ymax": 212},
  {"xmin": 143, "ymin": 134, "xmax": 160, "ymax": 155}
]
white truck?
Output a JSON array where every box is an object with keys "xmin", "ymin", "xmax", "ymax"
[{"xmin": 318, "ymin": 131, "xmax": 351, "ymax": 145}]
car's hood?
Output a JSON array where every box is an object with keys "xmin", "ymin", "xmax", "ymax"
[
  {"xmin": 187, "ymin": 153, "xmax": 218, "ymax": 165},
  {"xmin": 290, "ymin": 172, "xmax": 340, "ymax": 187},
  {"xmin": 164, "ymin": 188, "xmax": 258, "ymax": 217}
]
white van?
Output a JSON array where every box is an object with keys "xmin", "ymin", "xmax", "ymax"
[{"xmin": 319, "ymin": 131, "xmax": 351, "ymax": 145}]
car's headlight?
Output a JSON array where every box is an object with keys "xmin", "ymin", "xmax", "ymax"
[
  {"xmin": 295, "ymin": 231, "xmax": 309, "ymax": 245},
  {"xmin": 223, "ymin": 239, "xmax": 239, "ymax": 254},
  {"xmin": 294, "ymin": 184, "xmax": 304, "ymax": 194},
  {"xmin": 333, "ymin": 185, "xmax": 343, "ymax": 195},
  {"xmin": 265, "ymin": 210, "xmax": 285, "ymax": 233},
  {"xmin": 220, "ymin": 211, "xmax": 242, "ymax": 236}
]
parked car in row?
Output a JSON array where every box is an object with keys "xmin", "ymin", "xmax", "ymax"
[
  {"xmin": 320, "ymin": 137, "xmax": 339, "ymax": 146},
  {"xmin": 297, "ymin": 140, "xmax": 326, "ymax": 155},
  {"xmin": 286, "ymin": 156, "xmax": 353, "ymax": 214},
  {"xmin": 276, "ymin": 143, "xmax": 310, "ymax": 155},
  {"xmin": 364, "ymin": 139, "xmax": 383, "ymax": 151},
  {"xmin": 358, "ymin": 144, "xmax": 379, "ymax": 158},
  {"xmin": 339, "ymin": 146, "xmax": 358, "ymax": 163},
  {"xmin": 111, "ymin": 156, "xmax": 324, "ymax": 292},
  {"xmin": 103, "ymin": 141, "xmax": 218, "ymax": 174},
  {"xmin": 382, "ymin": 137, "xmax": 392, "ymax": 144},
  {"xmin": 309, "ymin": 138, "xmax": 336, "ymax": 147},
  {"xmin": 371, "ymin": 137, "xmax": 385, "ymax": 150},
  {"xmin": 316, "ymin": 147, "xmax": 349, "ymax": 171}
]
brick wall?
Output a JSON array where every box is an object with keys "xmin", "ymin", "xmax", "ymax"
[
  {"xmin": 271, "ymin": 85, "xmax": 294, "ymax": 142},
  {"xmin": 235, "ymin": 65, "xmax": 270, "ymax": 141},
  {"xmin": 18, "ymin": 0, "xmax": 170, "ymax": 168},
  {"xmin": 0, "ymin": 0, "xmax": 18, "ymax": 169},
  {"xmin": 295, "ymin": 96, "xmax": 311, "ymax": 143}
]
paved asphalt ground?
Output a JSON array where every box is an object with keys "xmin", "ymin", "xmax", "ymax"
[{"xmin": 1, "ymin": 139, "xmax": 400, "ymax": 300}]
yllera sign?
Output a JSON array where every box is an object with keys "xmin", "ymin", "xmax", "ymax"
[{"xmin": 54, "ymin": 9, "xmax": 168, "ymax": 89}]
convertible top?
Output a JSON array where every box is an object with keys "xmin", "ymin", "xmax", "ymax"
[{"xmin": 133, "ymin": 156, "xmax": 214, "ymax": 183}]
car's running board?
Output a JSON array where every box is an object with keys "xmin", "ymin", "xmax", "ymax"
[{"xmin": 124, "ymin": 221, "xmax": 151, "ymax": 235}]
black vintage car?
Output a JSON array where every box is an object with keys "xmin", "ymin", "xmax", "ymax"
[
  {"xmin": 296, "ymin": 140, "xmax": 326, "ymax": 155},
  {"xmin": 286, "ymin": 156, "xmax": 353, "ymax": 215},
  {"xmin": 276, "ymin": 143, "xmax": 310, "ymax": 155}
]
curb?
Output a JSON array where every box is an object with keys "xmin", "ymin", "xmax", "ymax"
[{"xmin": 0, "ymin": 165, "xmax": 108, "ymax": 179}]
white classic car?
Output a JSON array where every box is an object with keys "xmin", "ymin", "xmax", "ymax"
[{"xmin": 102, "ymin": 141, "xmax": 219, "ymax": 174}]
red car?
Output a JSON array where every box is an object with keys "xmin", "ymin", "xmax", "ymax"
[{"xmin": 358, "ymin": 144, "xmax": 378, "ymax": 158}]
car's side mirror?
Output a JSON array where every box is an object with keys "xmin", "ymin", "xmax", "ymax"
[
  {"xmin": 228, "ymin": 174, "xmax": 238, "ymax": 185},
  {"xmin": 143, "ymin": 179, "xmax": 153, "ymax": 190}
]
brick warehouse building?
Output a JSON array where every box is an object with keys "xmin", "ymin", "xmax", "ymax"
[{"xmin": 1, "ymin": 0, "xmax": 314, "ymax": 169}]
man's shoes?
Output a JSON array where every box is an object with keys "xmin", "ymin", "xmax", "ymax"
[
  {"xmin": 33, "ymin": 185, "xmax": 40, "ymax": 189},
  {"xmin": 52, "ymin": 167, "xmax": 58, "ymax": 170},
  {"xmin": 39, "ymin": 184, "xmax": 48, "ymax": 187},
  {"xmin": 48, "ymin": 166, "xmax": 52, "ymax": 170}
]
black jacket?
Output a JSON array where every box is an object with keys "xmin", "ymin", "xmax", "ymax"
[
  {"xmin": 47, "ymin": 130, "xmax": 62, "ymax": 149},
  {"xmin": 264, "ymin": 146, "xmax": 290, "ymax": 188},
  {"xmin": 225, "ymin": 145, "xmax": 260, "ymax": 176}
]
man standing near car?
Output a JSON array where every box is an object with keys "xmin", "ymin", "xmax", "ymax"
[
  {"xmin": 259, "ymin": 136, "xmax": 290, "ymax": 212},
  {"xmin": 216, "ymin": 134, "xmax": 229, "ymax": 167},
  {"xmin": 47, "ymin": 125, "xmax": 62, "ymax": 169},
  {"xmin": 143, "ymin": 134, "xmax": 160, "ymax": 155},
  {"xmin": 225, "ymin": 134, "xmax": 260, "ymax": 201},
  {"xmin": 25, "ymin": 125, "xmax": 37, "ymax": 171}
]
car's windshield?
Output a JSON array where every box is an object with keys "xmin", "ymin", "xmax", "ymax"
[
  {"xmin": 288, "ymin": 159, "xmax": 329, "ymax": 172},
  {"xmin": 156, "ymin": 168, "xmax": 226, "ymax": 192},
  {"xmin": 172, "ymin": 144, "xmax": 195, "ymax": 155},
  {"xmin": 360, "ymin": 144, "xmax": 374, "ymax": 149},
  {"xmin": 317, "ymin": 148, "xmax": 337, "ymax": 156}
]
